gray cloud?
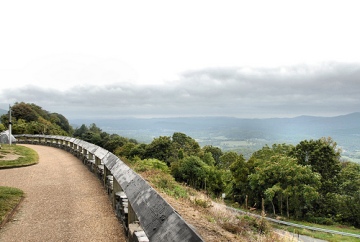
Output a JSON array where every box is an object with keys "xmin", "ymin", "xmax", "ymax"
[{"xmin": 1, "ymin": 62, "xmax": 360, "ymax": 119}]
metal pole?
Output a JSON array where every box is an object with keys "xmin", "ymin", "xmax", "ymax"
[{"xmin": 9, "ymin": 105, "xmax": 12, "ymax": 145}]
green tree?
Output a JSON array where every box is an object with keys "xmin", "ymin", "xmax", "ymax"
[
  {"xmin": 172, "ymin": 156, "xmax": 207, "ymax": 189},
  {"xmin": 144, "ymin": 136, "xmax": 175, "ymax": 165},
  {"xmin": 338, "ymin": 161, "xmax": 360, "ymax": 196},
  {"xmin": 102, "ymin": 134, "xmax": 128, "ymax": 153},
  {"xmin": 205, "ymin": 166, "xmax": 230, "ymax": 196},
  {"xmin": 115, "ymin": 142, "xmax": 136, "ymax": 158},
  {"xmin": 229, "ymin": 154, "xmax": 250, "ymax": 204},
  {"xmin": 333, "ymin": 161, "xmax": 360, "ymax": 227},
  {"xmin": 219, "ymin": 151, "xmax": 239, "ymax": 169},
  {"xmin": 290, "ymin": 138, "xmax": 341, "ymax": 194},
  {"xmin": 11, "ymin": 119, "xmax": 27, "ymax": 134},
  {"xmin": 202, "ymin": 152, "xmax": 215, "ymax": 166},
  {"xmin": 50, "ymin": 113, "xmax": 72, "ymax": 134},
  {"xmin": 202, "ymin": 145, "xmax": 223, "ymax": 166},
  {"xmin": 11, "ymin": 102, "xmax": 38, "ymax": 122},
  {"xmin": 73, "ymin": 124, "xmax": 88, "ymax": 138},
  {"xmin": 172, "ymin": 132, "xmax": 201, "ymax": 158},
  {"xmin": 248, "ymin": 155, "xmax": 321, "ymax": 218}
]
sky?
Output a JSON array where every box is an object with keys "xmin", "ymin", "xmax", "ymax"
[{"xmin": 1, "ymin": 0, "xmax": 360, "ymax": 120}]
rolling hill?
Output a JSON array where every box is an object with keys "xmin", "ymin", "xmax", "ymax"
[{"xmin": 71, "ymin": 112, "xmax": 360, "ymax": 161}]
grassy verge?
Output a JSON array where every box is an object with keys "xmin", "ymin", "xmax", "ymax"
[
  {"xmin": 0, "ymin": 186, "xmax": 24, "ymax": 224},
  {"xmin": 0, "ymin": 144, "xmax": 39, "ymax": 169},
  {"xmin": 272, "ymin": 221, "xmax": 360, "ymax": 242}
]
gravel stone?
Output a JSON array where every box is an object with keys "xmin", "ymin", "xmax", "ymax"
[{"xmin": 0, "ymin": 144, "xmax": 126, "ymax": 242}]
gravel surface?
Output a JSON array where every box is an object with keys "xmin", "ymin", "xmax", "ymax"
[{"xmin": 0, "ymin": 144, "xmax": 125, "ymax": 242}]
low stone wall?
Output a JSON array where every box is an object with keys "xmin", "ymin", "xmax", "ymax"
[{"xmin": 15, "ymin": 134, "xmax": 203, "ymax": 242}]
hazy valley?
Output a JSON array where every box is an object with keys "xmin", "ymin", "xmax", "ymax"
[{"xmin": 71, "ymin": 112, "xmax": 360, "ymax": 162}]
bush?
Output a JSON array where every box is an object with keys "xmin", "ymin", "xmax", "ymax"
[
  {"xmin": 143, "ymin": 169, "xmax": 188, "ymax": 199},
  {"xmin": 192, "ymin": 197, "xmax": 212, "ymax": 208},
  {"xmin": 252, "ymin": 218, "xmax": 271, "ymax": 234},
  {"xmin": 133, "ymin": 158, "xmax": 170, "ymax": 173}
]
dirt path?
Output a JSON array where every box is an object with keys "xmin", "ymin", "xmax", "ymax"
[{"xmin": 0, "ymin": 144, "xmax": 125, "ymax": 242}]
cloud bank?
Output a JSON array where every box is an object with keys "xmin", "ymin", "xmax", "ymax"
[{"xmin": 1, "ymin": 62, "xmax": 359, "ymax": 119}]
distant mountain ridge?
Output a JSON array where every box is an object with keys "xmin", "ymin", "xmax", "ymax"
[
  {"xmin": 70, "ymin": 112, "xmax": 360, "ymax": 162},
  {"xmin": 0, "ymin": 109, "xmax": 7, "ymax": 116}
]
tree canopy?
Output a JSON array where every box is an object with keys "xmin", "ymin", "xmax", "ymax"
[{"xmin": 0, "ymin": 102, "xmax": 72, "ymax": 136}]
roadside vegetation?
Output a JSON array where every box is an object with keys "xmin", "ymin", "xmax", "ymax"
[
  {"xmin": 0, "ymin": 186, "xmax": 24, "ymax": 225},
  {"xmin": 273, "ymin": 223, "xmax": 360, "ymax": 242},
  {"xmin": 1, "ymin": 102, "xmax": 360, "ymax": 240}
]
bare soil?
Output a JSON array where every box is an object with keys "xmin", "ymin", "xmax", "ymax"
[
  {"xmin": 0, "ymin": 146, "xmax": 20, "ymax": 161},
  {"xmin": 154, "ymin": 187, "xmax": 291, "ymax": 241}
]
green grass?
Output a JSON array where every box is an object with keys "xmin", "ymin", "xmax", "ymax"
[
  {"xmin": 0, "ymin": 144, "xmax": 39, "ymax": 168},
  {"xmin": 282, "ymin": 218, "xmax": 360, "ymax": 235},
  {"xmin": 273, "ymin": 220, "xmax": 360, "ymax": 242},
  {"xmin": 0, "ymin": 186, "xmax": 24, "ymax": 224}
]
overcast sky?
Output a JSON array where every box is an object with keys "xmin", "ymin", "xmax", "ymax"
[{"xmin": 1, "ymin": 0, "xmax": 360, "ymax": 120}]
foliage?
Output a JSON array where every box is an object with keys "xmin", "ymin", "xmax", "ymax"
[
  {"xmin": 143, "ymin": 136, "xmax": 175, "ymax": 165},
  {"xmin": 290, "ymin": 137, "xmax": 341, "ymax": 194},
  {"xmin": 0, "ymin": 123, "xmax": 5, "ymax": 132},
  {"xmin": 132, "ymin": 161, "xmax": 188, "ymax": 199},
  {"xmin": 0, "ymin": 102, "xmax": 72, "ymax": 136},
  {"xmin": 219, "ymin": 151, "xmax": 239, "ymax": 169},
  {"xmin": 202, "ymin": 145, "xmax": 223, "ymax": 166},
  {"xmin": 0, "ymin": 186, "xmax": 24, "ymax": 223},
  {"xmin": 247, "ymin": 155, "xmax": 321, "ymax": 218},
  {"xmin": 172, "ymin": 132, "xmax": 201, "ymax": 157},
  {"xmin": 4, "ymin": 101, "xmax": 359, "ymax": 228},
  {"xmin": 171, "ymin": 156, "xmax": 207, "ymax": 189},
  {"xmin": 132, "ymin": 158, "xmax": 170, "ymax": 173},
  {"xmin": 192, "ymin": 197, "xmax": 212, "ymax": 208}
]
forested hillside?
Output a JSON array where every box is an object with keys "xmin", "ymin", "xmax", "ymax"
[
  {"xmin": 2, "ymin": 103, "xmax": 360, "ymax": 231},
  {"xmin": 0, "ymin": 102, "xmax": 72, "ymax": 135},
  {"xmin": 74, "ymin": 122, "xmax": 360, "ymax": 228}
]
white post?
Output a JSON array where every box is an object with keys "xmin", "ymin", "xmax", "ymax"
[{"xmin": 9, "ymin": 105, "xmax": 12, "ymax": 145}]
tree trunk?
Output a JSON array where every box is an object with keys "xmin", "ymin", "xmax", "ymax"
[
  {"xmin": 245, "ymin": 195, "xmax": 248, "ymax": 210},
  {"xmin": 286, "ymin": 196, "xmax": 289, "ymax": 218},
  {"xmin": 261, "ymin": 198, "xmax": 266, "ymax": 217},
  {"xmin": 271, "ymin": 200, "xmax": 276, "ymax": 215}
]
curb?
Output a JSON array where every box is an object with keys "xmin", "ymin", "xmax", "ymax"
[{"xmin": 0, "ymin": 196, "xmax": 25, "ymax": 229}]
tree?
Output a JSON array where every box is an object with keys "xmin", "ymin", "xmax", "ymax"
[
  {"xmin": 229, "ymin": 153, "xmax": 249, "ymax": 203},
  {"xmin": 73, "ymin": 124, "xmax": 88, "ymax": 138},
  {"xmin": 172, "ymin": 156, "xmax": 207, "ymax": 189},
  {"xmin": 172, "ymin": 132, "xmax": 201, "ymax": 158},
  {"xmin": 219, "ymin": 151, "xmax": 239, "ymax": 169},
  {"xmin": 202, "ymin": 152, "xmax": 215, "ymax": 166},
  {"xmin": 202, "ymin": 145, "xmax": 223, "ymax": 166},
  {"xmin": 11, "ymin": 102, "xmax": 38, "ymax": 122},
  {"xmin": 290, "ymin": 138, "xmax": 341, "ymax": 194},
  {"xmin": 334, "ymin": 161, "xmax": 360, "ymax": 227},
  {"xmin": 50, "ymin": 113, "xmax": 72, "ymax": 134},
  {"xmin": 205, "ymin": 166, "xmax": 230, "ymax": 196},
  {"xmin": 102, "ymin": 134, "xmax": 128, "ymax": 153},
  {"xmin": 144, "ymin": 136, "xmax": 175, "ymax": 165},
  {"xmin": 248, "ymin": 155, "xmax": 321, "ymax": 218},
  {"xmin": 338, "ymin": 161, "xmax": 360, "ymax": 196}
]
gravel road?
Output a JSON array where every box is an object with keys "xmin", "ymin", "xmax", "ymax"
[{"xmin": 0, "ymin": 144, "xmax": 125, "ymax": 242}]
